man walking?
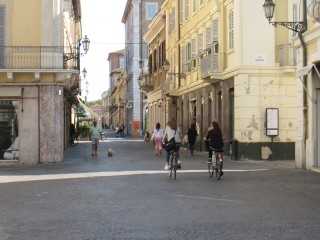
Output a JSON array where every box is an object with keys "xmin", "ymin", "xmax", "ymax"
[{"xmin": 89, "ymin": 120, "xmax": 102, "ymax": 157}]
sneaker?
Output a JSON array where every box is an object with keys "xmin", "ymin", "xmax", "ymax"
[{"xmin": 164, "ymin": 163, "xmax": 169, "ymax": 170}]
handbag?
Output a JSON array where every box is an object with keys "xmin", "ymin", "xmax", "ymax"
[{"xmin": 165, "ymin": 130, "xmax": 176, "ymax": 152}]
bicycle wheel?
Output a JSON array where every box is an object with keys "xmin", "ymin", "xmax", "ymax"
[
  {"xmin": 169, "ymin": 154, "xmax": 174, "ymax": 177},
  {"xmin": 172, "ymin": 155, "xmax": 177, "ymax": 180},
  {"xmin": 208, "ymin": 162, "xmax": 214, "ymax": 177},
  {"xmin": 215, "ymin": 159, "xmax": 221, "ymax": 180}
]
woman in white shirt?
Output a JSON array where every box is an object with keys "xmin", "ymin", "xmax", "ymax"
[
  {"xmin": 151, "ymin": 122, "xmax": 164, "ymax": 155},
  {"xmin": 162, "ymin": 118, "xmax": 182, "ymax": 170}
]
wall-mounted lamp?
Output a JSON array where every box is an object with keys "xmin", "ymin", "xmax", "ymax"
[
  {"xmin": 308, "ymin": 1, "xmax": 320, "ymax": 23},
  {"xmin": 262, "ymin": 0, "xmax": 306, "ymax": 32},
  {"xmin": 163, "ymin": 59, "xmax": 186, "ymax": 78},
  {"xmin": 82, "ymin": 68, "xmax": 87, "ymax": 79}
]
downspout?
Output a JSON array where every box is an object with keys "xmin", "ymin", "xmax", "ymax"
[
  {"xmin": 298, "ymin": 0, "xmax": 307, "ymax": 169},
  {"xmin": 177, "ymin": 1, "xmax": 181, "ymax": 88},
  {"xmin": 37, "ymin": 83, "xmax": 41, "ymax": 164},
  {"xmin": 140, "ymin": 0, "xmax": 144, "ymax": 132}
]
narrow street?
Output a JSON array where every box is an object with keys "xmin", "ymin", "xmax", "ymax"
[{"xmin": 0, "ymin": 130, "xmax": 319, "ymax": 240}]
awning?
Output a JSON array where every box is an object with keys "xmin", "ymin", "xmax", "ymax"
[{"xmin": 296, "ymin": 65, "xmax": 314, "ymax": 78}]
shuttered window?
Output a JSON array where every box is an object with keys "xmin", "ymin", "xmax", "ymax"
[
  {"xmin": 185, "ymin": 0, "xmax": 189, "ymax": 19},
  {"xmin": 197, "ymin": 32, "xmax": 203, "ymax": 52},
  {"xmin": 206, "ymin": 26, "xmax": 211, "ymax": 48},
  {"xmin": 180, "ymin": 0, "xmax": 184, "ymax": 24},
  {"xmin": 0, "ymin": 6, "xmax": 5, "ymax": 68},
  {"xmin": 228, "ymin": 11, "xmax": 234, "ymax": 49}
]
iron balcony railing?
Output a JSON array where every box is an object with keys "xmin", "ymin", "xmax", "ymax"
[{"xmin": 0, "ymin": 46, "xmax": 80, "ymax": 70}]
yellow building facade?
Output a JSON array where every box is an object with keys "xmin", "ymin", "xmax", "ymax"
[
  {"xmin": 0, "ymin": 0, "xmax": 84, "ymax": 163},
  {"xmin": 293, "ymin": 0, "xmax": 320, "ymax": 170},
  {"xmin": 157, "ymin": 0, "xmax": 297, "ymax": 160}
]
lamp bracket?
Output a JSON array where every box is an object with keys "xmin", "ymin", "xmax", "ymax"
[{"xmin": 269, "ymin": 21, "xmax": 305, "ymax": 32}]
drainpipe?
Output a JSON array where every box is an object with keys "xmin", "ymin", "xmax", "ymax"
[
  {"xmin": 140, "ymin": 0, "xmax": 144, "ymax": 132},
  {"xmin": 298, "ymin": 0, "xmax": 307, "ymax": 169},
  {"xmin": 37, "ymin": 83, "xmax": 40, "ymax": 164}
]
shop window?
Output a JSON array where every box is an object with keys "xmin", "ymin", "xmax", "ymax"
[{"xmin": 0, "ymin": 101, "xmax": 19, "ymax": 160}]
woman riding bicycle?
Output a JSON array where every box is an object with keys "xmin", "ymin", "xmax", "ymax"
[
  {"xmin": 163, "ymin": 118, "xmax": 182, "ymax": 170},
  {"xmin": 205, "ymin": 122, "xmax": 224, "ymax": 164}
]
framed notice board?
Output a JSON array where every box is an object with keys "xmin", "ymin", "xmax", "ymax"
[{"xmin": 266, "ymin": 108, "xmax": 279, "ymax": 136}]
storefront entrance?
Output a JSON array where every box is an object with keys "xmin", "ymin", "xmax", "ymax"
[{"xmin": 0, "ymin": 101, "xmax": 19, "ymax": 160}]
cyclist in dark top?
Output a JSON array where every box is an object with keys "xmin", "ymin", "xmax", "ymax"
[{"xmin": 205, "ymin": 121, "xmax": 224, "ymax": 163}]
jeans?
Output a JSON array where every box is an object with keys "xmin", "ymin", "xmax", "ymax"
[{"xmin": 166, "ymin": 143, "xmax": 180, "ymax": 163}]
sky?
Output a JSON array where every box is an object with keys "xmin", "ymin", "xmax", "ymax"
[{"xmin": 80, "ymin": 0, "xmax": 127, "ymax": 101}]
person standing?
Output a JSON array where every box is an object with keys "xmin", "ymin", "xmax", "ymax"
[
  {"xmin": 151, "ymin": 123, "xmax": 164, "ymax": 156},
  {"xmin": 205, "ymin": 122, "xmax": 224, "ymax": 163},
  {"xmin": 162, "ymin": 118, "xmax": 182, "ymax": 170},
  {"xmin": 187, "ymin": 123, "xmax": 198, "ymax": 156},
  {"xmin": 69, "ymin": 123, "xmax": 76, "ymax": 145},
  {"xmin": 89, "ymin": 120, "xmax": 102, "ymax": 157}
]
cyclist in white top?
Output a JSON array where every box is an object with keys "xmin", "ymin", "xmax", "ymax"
[{"xmin": 162, "ymin": 118, "xmax": 182, "ymax": 170}]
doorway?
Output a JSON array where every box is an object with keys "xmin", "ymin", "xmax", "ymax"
[{"xmin": 0, "ymin": 101, "xmax": 19, "ymax": 159}]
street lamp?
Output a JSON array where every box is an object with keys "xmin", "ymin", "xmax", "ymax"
[
  {"xmin": 82, "ymin": 68, "xmax": 87, "ymax": 79},
  {"xmin": 308, "ymin": 1, "xmax": 320, "ymax": 23},
  {"xmin": 163, "ymin": 60, "xmax": 186, "ymax": 78},
  {"xmin": 262, "ymin": 0, "xmax": 306, "ymax": 32},
  {"xmin": 81, "ymin": 35, "xmax": 90, "ymax": 55}
]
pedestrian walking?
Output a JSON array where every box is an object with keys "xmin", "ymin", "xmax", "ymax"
[
  {"xmin": 187, "ymin": 123, "xmax": 198, "ymax": 156},
  {"xmin": 89, "ymin": 120, "xmax": 102, "ymax": 157},
  {"xmin": 151, "ymin": 123, "xmax": 164, "ymax": 156}
]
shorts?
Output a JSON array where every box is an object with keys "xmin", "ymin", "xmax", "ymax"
[{"xmin": 92, "ymin": 138, "xmax": 99, "ymax": 145}]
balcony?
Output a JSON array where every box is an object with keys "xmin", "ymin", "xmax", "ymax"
[
  {"xmin": 200, "ymin": 52, "xmax": 220, "ymax": 81},
  {"xmin": 0, "ymin": 46, "xmax": 79, "ymax": 70},
  {"xmin": 163, "ymin": 76, "xmax": 179, "ymax": 96},
  {"xmin": 138, "ymin": 75, "xmax": 154, "ymax": 94}
]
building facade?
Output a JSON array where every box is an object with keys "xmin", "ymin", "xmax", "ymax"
[
  {"xmin": 0, "ymin": 0, "xmax": 84, "ymax": 163},
  {"xmin": 122, "ymin": 0, "xmax": 164, "ymax": 137},
  {"xmin": 143, "ymin": 6, "xmax": 167, "ymax": 132},
  {"xmin": 150, "ymin": 0, "xmax": 298, "ymax": 160},
  {"xmin": 107, "ymin": 49, "xmax": 125, "ymax": 129},
  {"xmin": 294, "ymin": 0, "xmax": 320, "ymax": 170}
]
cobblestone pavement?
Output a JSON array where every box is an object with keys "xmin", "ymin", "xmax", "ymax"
[{"xmin": 0, "ymin": 130, "xmax": 319, "ymax": 240}]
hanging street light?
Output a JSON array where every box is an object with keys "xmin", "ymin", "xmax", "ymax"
[{"xmin": 262, "ymin": 0, "xmax": 306, "ymax": 32}]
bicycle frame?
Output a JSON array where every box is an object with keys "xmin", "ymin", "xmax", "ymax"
[
  {"xmin": 169, "ymin": 149, "xmax": 179, "ymax": 180},
  {"xmin": 208, "ymin": 151, "xmax": 223, "ymax": 180}
]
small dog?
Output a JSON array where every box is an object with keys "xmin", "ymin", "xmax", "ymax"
[{"xmin": 107, "ymin": 147, "xmax": 113, "ymax": 157}]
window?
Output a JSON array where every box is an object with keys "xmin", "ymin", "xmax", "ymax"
[
  {"xmin": 193, "ymin": 0, "xmax": 197, "ymax": 13},
  {"xmin": 153, "ymin": 49, "xmax": 157, "ymax": 71},
  {"xmin": 197, "ymin": 32, "xmax": 203, "ymax": 52},
  {"xmin": 172, "ymin": 7, "xmax": 176, "ymax": 32},
  {"xmin": 228, "ymin": 11, "xmax": 234, "ymax": 49},
  {"xmin": 292, "ymin": 4, "xmax": 298, "ymax": 37},
  {"xmin": 206, "ymin": 26, "xmax": 211, "ymax": 48},
  {"xmin": 0, "ymin": 6, "xmax": 5, "ymax": 68},
  {"xmin": 119, "ymin": 58, "xmax": 124, "ymax": 68},
  {"xmin": 180, "ymin": 0, "xmax": 184, "ymax": 24},
  {"xmin": 146, "ymin": 3, "xmax": 158, "ymax": 20},
  {"xmin": 200, "ymin": 0, "xmax": 204, "ymax": 6},
  {"xmin": 148, "ymin": 54, "xmax": 153, "ymax": 74},
  {"xmin": 0, "ymin": 101, "xmax": 19, "ymax": 160},
  {"xmin": 185, "ymin": 0, "xmax": 190, "ymax": 19}
]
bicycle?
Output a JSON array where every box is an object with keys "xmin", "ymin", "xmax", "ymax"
[
  {"xmin": 208, "ymin": 148, "xmax": 224, "ymax": 180},
  {"xmin": 168, "ymin": 148, "xmax": 180, "ymax": 180}
]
